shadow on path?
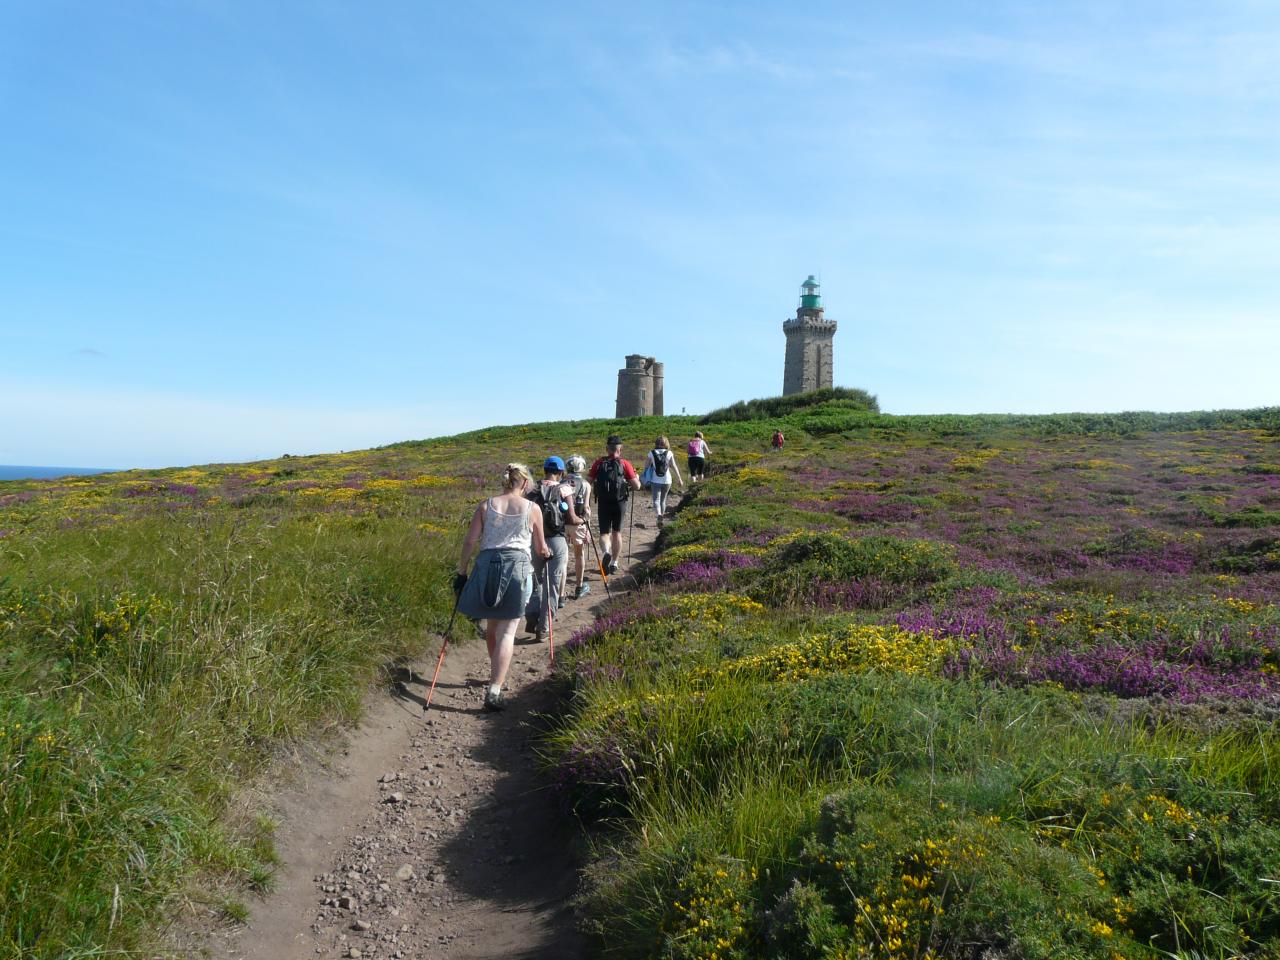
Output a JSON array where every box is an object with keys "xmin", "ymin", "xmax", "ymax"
[{"xmin": 435, "ymin": 495, "xmax": 676, "ymax": 960}]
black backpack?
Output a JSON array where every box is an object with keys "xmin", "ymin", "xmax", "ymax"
[
  {"xmin": 532, "ymin": 482, "xmax": 567, "ymax": 535},
  {"xmin": 569, "ymin": 475, "xmax": 589, "ymax": 517},
  {"xmin": 651, "ymin": 449, "xmax": 669, "ymax": 477},
  {"xmin": 595, "ymin": 458, "xmax": 630, "ymax": 503}
]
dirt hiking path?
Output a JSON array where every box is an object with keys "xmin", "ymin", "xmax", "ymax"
[{"xmin": 201, "ymin": 496, "xmax": 674, "ymax": 960}]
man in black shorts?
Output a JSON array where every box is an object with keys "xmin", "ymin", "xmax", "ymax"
[{"xmin": 588, "ymin": 435, "xmax": 641, "ymax": 574}]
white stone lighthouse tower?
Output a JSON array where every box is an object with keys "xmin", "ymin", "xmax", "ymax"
[{"xmin": 782, "ymin": 275, "xmax": 837, "ymax": 395}]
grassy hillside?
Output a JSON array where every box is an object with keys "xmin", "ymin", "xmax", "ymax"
[
  {"xmin": 547, "ymin": 407, "xmax": 1280, "ymax": 959},
  {"xmin": 2, "ymin": 402, "xmax": 1279, "ymax": 957}
]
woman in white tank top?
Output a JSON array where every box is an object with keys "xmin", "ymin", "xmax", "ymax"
[{"xmin": 455, "ymin": 463, "xmax": 552, "ymax": 711}]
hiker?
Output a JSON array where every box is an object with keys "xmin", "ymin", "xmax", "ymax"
[
  {"xmin": 642, "ymin": 435, "xmax": 683, "ymax": 525},
  {"xmin": 564, "ymin": 454, "xmax": 592, "ymax": 599},
  {"xmin": 588, "ymin": 434, "xmax": 641, "ymax": 574},
  {"xmin": 454, "ymin": 463, "xmax": 552, "ymax": 711},
  {"xmin": 687, "ymin": 431, "xmax": 712, "ymax": 482},
  {"xmin": 771, "ymin": 428, "xmax": 785, "ymax": 452},
  {"xmin": 524, "ymin": 456, "xmax": 582, "ymax": 640}
]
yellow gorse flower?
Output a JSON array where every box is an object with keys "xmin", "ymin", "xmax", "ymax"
[
  {"xmin": 705, "ymin": 625, "xmax": 950, "ymax": 685},
  {"xmin": 410, "ymin": 474, "xmax": 454, "ymax": 487},
  {"xmin": 950, "ymin": 448, "xmax": 1001, "ymax": 472},
  {"xmin": 669, "ymin": 593, "xmax": 765, "ymax": 625}
]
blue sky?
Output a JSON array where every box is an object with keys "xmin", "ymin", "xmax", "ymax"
[{"xmin": 2, "ymin": 1, "xmax": 1278, "ymax": 469}]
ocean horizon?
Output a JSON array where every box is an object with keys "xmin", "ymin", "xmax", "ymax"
[{"xmin": 0, "ymin": 465, "xmax": 112, "ymax": 482}]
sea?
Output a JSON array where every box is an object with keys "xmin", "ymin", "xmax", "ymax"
[{"xmin": 0, "ymin": 465, "xmax": 111, "ymax": 482}]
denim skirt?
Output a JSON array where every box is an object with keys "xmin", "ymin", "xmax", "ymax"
[{"xmin": 456, "ymin": 548, "xmax": 533, "ymax": 620}]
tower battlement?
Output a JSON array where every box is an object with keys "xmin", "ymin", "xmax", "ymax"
[{"xmin": 783, "ymin": 316, "xmax": 838, "ymax": 333}]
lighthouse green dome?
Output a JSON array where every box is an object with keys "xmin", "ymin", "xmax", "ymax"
[{"xmin": 799, "ymin": 275, "xmax": 822, "ymax": 309}]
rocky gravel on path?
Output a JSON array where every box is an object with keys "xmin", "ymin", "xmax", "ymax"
[{"xmin": 202, "ymin": 500, "xmax": 673, "ymax": 960}]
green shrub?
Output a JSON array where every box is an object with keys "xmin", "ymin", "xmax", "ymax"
[
  {"xmin": 762, "ymin": 879, "xmax": 844, "ymax": 959},
  {"xmin": 748, "ymin": 532, "xmax": 957, "ymax": 607},
  {"xmin": 787, "ymin": 784, "xmax": 1125, "ymax": 959},
  {"xmin": 1214, "ymin": 537, "xmax": 1280, "ymax": 572},
  {"xmin": 700, "ymin": 387, "xmax": 880, "ymax": 424},
  {"xmin": 1212, "ymin": 506, "xmax": 1280, "ymax": 528}
]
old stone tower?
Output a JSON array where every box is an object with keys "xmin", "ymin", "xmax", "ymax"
[
  {"xmin": 615, "ymin": 355, "xmax": 664, "ymax": 417},
  {"xmin": 782, "ymin": 275, "xmax": 837, "ymax": 395}
]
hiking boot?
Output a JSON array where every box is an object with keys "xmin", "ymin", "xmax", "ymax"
[
  {"xmin": 534, "ymin": 627, "xmax": 545, "ymax": 643},
  {"xmin": 602, "ymin": 551, "xmax": 612, "ymax": 572},
  {"xmin": 608, "ymin": 560, "xmax": 619, "ymax": 575},
  {"xmin": 557, "ymin": 598, "xmax": 566, "ymax": 609},
  {"xmin": 483, "ymin": 688, "xmax": 505, "ymax": 712},
  {"xmin": 575, "ymin": 583, "xmax": 590, "ymax": 600}
]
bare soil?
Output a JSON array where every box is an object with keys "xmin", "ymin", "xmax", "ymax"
[{"xmin": 194, "ymin": 498, "xmax": 672, "ymax": 960}]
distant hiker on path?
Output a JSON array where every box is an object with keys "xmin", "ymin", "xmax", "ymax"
[
  {"xmin": 564, "ymin": 454, "xmax": 592, "ymax": 599},
  {"xmin": 771, "ymin": 428, "xmax": 785, "ymax": 452},
  {"xmin": 455, "ymin": 463, "xmax": 552, "ymax": 711},
  {"xmin": 643, "ymin": 436, "xmax": 683, "ymax": 526},
  {"xmin": 589, "ymin": 435, "xmax": 640, "ymax": 575},
  {"xmin": 524, "ymin": 456, "xmax": 582, "ymax": 641},
  {"xmin": 687, "ymin": 431, "xmax": 711, "ymax": 482}
]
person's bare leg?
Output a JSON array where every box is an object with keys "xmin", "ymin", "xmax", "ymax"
[
  {"xmin": 610, "ymin": 530, "xmax": 622, "ymax": 559},
  {"xmin": 488, "ymin": 617, "xmax": 519, "ymax": 689},
  {"xmin": 485, "ymin": 619, "xmax": 499, "ymax": 660}
]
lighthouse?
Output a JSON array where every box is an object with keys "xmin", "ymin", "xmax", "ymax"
[{"xmin": 782, "ymin": 275, "xmax": 837, "ymax": 395}]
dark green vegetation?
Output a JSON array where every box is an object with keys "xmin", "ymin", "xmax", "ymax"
[
  {"xmin": 3, "ymin": 399, "xmax": 1279, "ymax": 958},
  {"xmin": 700, "ymin": 387, "xmax": 880, "ymax": 424}
]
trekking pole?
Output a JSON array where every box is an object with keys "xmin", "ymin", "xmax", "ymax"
[
  {"xmin": 541, "ymin": 563, "xmax": 550, "ymax": 639},
  {"xmin": 547, "ymin": 578, "xmax": 555, "ymax": 667},
  {"xmin": 627, "ymin": 496, "xmax": 635, "ymax": 565},
  {"xmin": 425, "ymin": 598, "xmax": 461, "ymax": 712},
  {"xmin": 586, "ymin": 515, "xmax": 612, "ymax": 599}
]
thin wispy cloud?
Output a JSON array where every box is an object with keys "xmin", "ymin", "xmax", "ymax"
[
  {"xmin": 909, "ymin": 21, "xmax": 1280, "ymax": 102},
  {"xmin": 646, "ymin": 41, "xmax": 809, "ymax": 82}
]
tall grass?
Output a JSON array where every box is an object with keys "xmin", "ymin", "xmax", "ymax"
[{"xmin": 0, "ymin": 511, "xmax": 458, "ymax": 957}]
